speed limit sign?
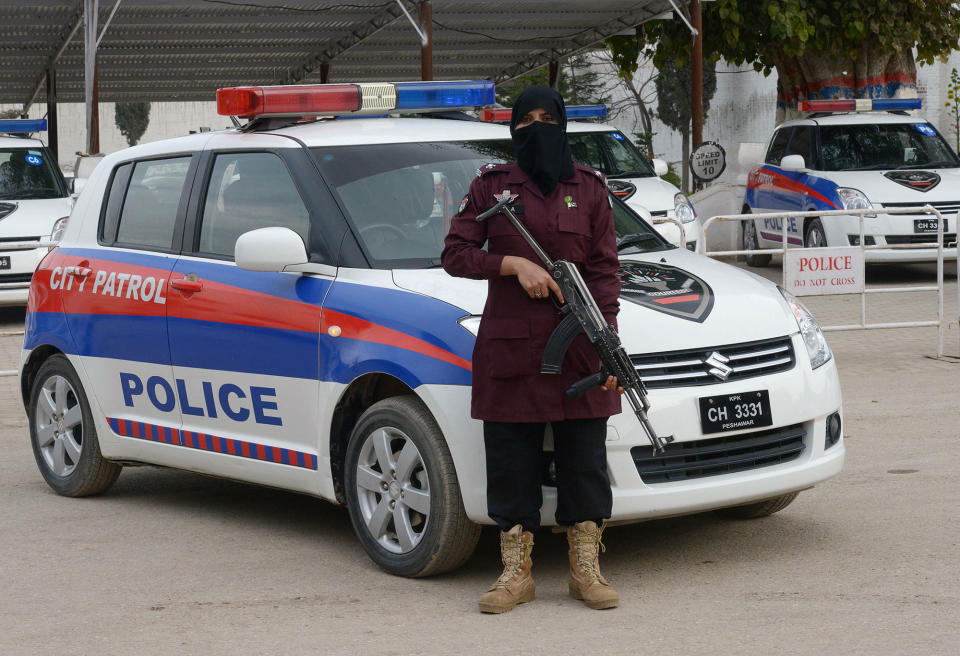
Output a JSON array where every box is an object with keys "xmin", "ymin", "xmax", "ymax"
[{"xmin": 690, "ymin": 141, "xmax": 726, "ymax": 182}]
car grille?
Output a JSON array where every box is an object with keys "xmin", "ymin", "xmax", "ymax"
[
  {"xmin": 0, "ymin": 273, "xmax": 34, "ymax": 285},
  {"xmin": 631, "ymin": 423, "xmax": 806, "ymax": 484},
  {"xmin": 0, "ymin": 236, "xmax": 42, "ymax": 252},
  {"xmin": 881, "ymin": 200, "xmax": 960, "ymax": 214},
  {"xmin": 884, "ymin": 233, "xmax": 957, "ymax": 246},
  {"xmin": 631, "ymin": 336, "xmax": 795, "ymax": 389}
]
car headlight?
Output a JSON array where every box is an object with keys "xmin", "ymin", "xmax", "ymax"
[
  {"xmin": 458, "ymin": 315, "xmax": 481, "ymax": 336},
  {"xmin": 674, "ymin": 193, "xmax": 696, "ymax": 223},
  {"xmin": 50, "ymin": 216, "xmax": 69, "ymax": 245},
  {"xmin": 836, "ymin": 187, "xmax": 876, "ymax": 218},
  {"xmin": 778, "ymin": 287, "xmax": 831, "ymax": 369}
]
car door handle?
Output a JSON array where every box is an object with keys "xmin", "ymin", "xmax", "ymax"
[
  {"xmin": 170, "ymin": 274, "xmax": 203, "ymax": 293},
  {"xmin": 69, "ymin": 260, "xmax": 91, "ymax": 278}
]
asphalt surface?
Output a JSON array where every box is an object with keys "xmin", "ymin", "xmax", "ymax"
[{"xmin": 1, "ymin": 260, "xmax": 957, "ymax": 656}]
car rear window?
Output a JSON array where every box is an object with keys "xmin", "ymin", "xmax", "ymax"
[{"xmin": 109, "ymin": 156, "xmax": 191, "ymax": 250}]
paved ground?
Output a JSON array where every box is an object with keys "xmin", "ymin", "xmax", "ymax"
[{"xmin": 0, "ymin": 261, "xmax": 957, "ymax": 656}]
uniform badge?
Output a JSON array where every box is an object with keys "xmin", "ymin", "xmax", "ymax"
[
  {"xmin": 564, "ymin": 195, "xmax": 577, "ymax": 209},
  {"xmin": 458, "ymin": 194, "xmax": 470, "ymax": 215},
  {"xmin": 493, "ymin": 189, "xmax": 519, "ymax": 203}
]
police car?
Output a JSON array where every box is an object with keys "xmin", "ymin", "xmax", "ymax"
[
  {"xmin": 742, "ymin": 98, "xmax": 960, "ymax": 265},
  {"xmin": 21, "ymin": 81, "xmax": 843, "ymax": 578},
  {"xmin": 0, "ymin": 119, "xmax": 72, "ymax": 305},
  {"xmin": 480, "ymin": 105, "xmax": 701, "ymax": 251}
]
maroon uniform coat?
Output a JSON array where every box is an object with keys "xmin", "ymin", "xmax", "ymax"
[{"xmin": 442, "ymin": 162, "xmax": 622, "ymax": 422}]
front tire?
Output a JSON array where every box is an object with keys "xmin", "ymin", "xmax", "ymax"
[
  {"xmin": 29, "ymin": 354, "xmax": 121, "ymax": 496},
  {"xmin": 804, "ymin": 218, "xmax": 827, "ymax": 248},
  {"xmin": 715, "ymin": 491, "xmax": 799, "ymax": 519},
  {"xmin": 344, "ymin": 395, "xmax": 480, "ymax": 577},
  {"xmin": 741, "ymin": 209, "xmax": 771, "ymax": 267}
]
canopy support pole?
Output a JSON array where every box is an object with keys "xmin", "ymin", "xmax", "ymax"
[
  {"xmin": 420, "ymin": 1, "xmax": 433, "ymax": 80},
  {"xmin": 46, "ymin": 67, "xmax": 58, "ymax": 164}
]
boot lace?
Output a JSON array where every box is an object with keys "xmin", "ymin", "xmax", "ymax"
[
  {"xmin": 493, "ymin": 532, "xmax": 528, "ymax": 589},
  {"xmin": 572, "ymin": 525, "xmax": 606, "ymax": 582}
]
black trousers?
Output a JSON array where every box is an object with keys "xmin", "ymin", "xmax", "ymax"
[{"xmin": 483, "ymin": 418, "xmax": 612, "ymax": 533}]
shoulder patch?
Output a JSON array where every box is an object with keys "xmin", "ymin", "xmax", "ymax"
[{"xmin": 458, "ymin": 194, "xmax": 471, "ymax": 215}]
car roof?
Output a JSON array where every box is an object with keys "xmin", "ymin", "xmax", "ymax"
[
  {"xmin": 273, "ymin": 116, "xmax": 511, "ymax": 146},
  {"xmin": 777, "ymin": 112, "xmax": 928, "ymax": 130},
  {"xmin": 565, "ymin": 121, "xmax": 619, "ymax": 134},
  {"xmin": 0, "ymin": 135, "xmax": 45, "ymax": 148}
]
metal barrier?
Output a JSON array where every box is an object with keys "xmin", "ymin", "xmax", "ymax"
[
  {"xmin": 651, "ymin": 217, "xmax": 687, "ymax": 248},
  {"xmin": 699, "ymin": 206, "xmax": 958, "ymax": 358}
]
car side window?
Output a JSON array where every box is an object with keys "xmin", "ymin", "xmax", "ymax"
[
  {"xmin": 765, "ymin": 129, "xmax": 791, "ymax": 165},
  {"xmin": 113, "ymin": 157, "xmax": 192, "ymax": 250},
  {"xmin": 197, "ymin": 152, "xmax": 310, "ymax": 259},
  {"xmin": 786, "ymin": 126, "xmax": 815, "ymax": 167},
  {"xmin": 99, "ymin": 162, "xmax": 132, "ymax": 243}
]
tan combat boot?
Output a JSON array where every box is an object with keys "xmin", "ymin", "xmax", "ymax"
[
  {"xmin": 478, "ymin": 524, "xmax": 535, "ymax": 613},
  {"xmin": 566, "ymin": 520, "xmax": 619, "ymax": 610}
]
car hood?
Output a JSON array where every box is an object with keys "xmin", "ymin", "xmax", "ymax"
[
  {"xmin": 0, "ymin": 197, "xmax": 72, "ymax": 238},
  {"xmin": 392, "ymin": 248, "xmax": 798, "ymax": 354},
  {"xmin": 826, "ymin": 168, "xmax": 960, "ymax": 203},
  {"xmin": 618, "ymin": 176, "xmax": 680, "ymax": 218}
]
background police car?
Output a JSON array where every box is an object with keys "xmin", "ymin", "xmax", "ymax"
[
  {"xmin": 20, "ymin": 82, "xmax": 842, "ymax": 578},
  {"xmin": 742, "ymin": 100, "xmax": 960, "ymax": 266},
  {"xmin": 0, "ymin": 120, "xmax": 72, "ymax": 305}
]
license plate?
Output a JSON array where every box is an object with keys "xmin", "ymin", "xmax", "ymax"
[
  {"xmin": 0, "ymin": 256, "xmax": 9, "ymax": 270},
  {"xmin": 914, "ymin": 218, "xmax": 947, "ymax": 233},
  {"xmin": 698, "ymin": 390, "xmax": 772, "ymax": 434}
]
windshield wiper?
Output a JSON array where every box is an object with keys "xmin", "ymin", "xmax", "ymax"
[
  {"xmin": 607, "ymin": 170, "xmax": 650, "ymax": 179},
  {"xmin": 894, "ymin": 160, "xmax": 957, "ymax": 169},
  {"xmin": 617, "ymin": 233, "xmax": 660, "ymax": 251}
]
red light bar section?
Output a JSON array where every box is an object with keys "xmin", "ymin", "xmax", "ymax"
[
  {"xmin": 217, "ymin": 85, "xmax": 361, "ymax": 117},
  {"xmin": 798, "ymin": 99, "xmax": 856, "ymax": 112},
  {"xmin": 479, "ymin": 108, "xmax": 513, "ymax": 122}
]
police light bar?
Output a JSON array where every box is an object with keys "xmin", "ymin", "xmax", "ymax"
[
  {"xmin": 216, "ymin": 81, "xmax": 495, "ymax": 118},
  {"xmin": 479, "ymin": 104, "xmax": 608, "ymax": 123},
  {"xmin": 798, "ymin": 98, "xmax": 922, "ymax": 113},
  {"xmin": 0, "ymin": 118, "xmax": 48, "ymax": 133}
]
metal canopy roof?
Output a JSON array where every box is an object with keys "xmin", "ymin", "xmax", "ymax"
[{"xmin": 1, "ymin": 0, "xmax": 673, "ymax": 108}]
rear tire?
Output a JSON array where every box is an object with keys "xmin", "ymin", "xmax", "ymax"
[
  {"xmin": 28, "ymin": 354, "xmax": 121, "ymax": 497},
  {"xmin": 344, "ymin": 395, "xmax": 480, "ymax": 577},
  {"xmin": 715, "ymin": 491, "xmax": 799, "ymax": 519},
  {"xmin": 741, "ymin": 209, "xmax": 771, "ymax": 267}
]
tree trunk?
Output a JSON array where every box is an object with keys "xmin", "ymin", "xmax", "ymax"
[
  {"xmin": 773, "ymin": 45, "xmax": 918, "ymax": 123},
  {"xmin": 681, "ymin": 127, "xmax": 690, "ymax": 193}
]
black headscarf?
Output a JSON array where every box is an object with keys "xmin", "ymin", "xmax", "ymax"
[{"xmin": 510, "ymin": 85, "xmax": 576, "ymax": 195}]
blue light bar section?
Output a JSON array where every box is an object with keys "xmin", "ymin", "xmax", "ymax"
[
  {"xmin": 871, "ymin": 98, "xmax": 922, "ymax": 111},
  {"xmin": 395, "ymin": 81, "xmax": 495, "ymax": 110},
  {"xmin": 0, "ymin": 118, "xmax": 47, "ymax": 133},
  {"xmin": 566, "ymin": 105, "xmax": 607, "ymax": 119}
]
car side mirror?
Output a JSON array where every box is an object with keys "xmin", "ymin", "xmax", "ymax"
[
  {"xmin": 235, "ymin": 227, "xmax": 308, "ymax": 272},
  {"xmin": 780, "ymin": 154, "xmax": 807, "ymax": 173},
  {"xmin": 652, "ymin": 158, "xmax": 669, "ymax": 177}
]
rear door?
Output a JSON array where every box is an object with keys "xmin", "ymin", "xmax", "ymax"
[
  {"xmin": 166, "ymin": 135, "xmax": 332, "ymax": 491},
  {"xmin": 60, "ymin": 154, "xmax": 197, "ymax": 449}
]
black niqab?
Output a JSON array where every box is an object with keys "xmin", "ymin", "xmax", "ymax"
[{"xmin": 510, "ymin": 85, "xmax": 576, "ymax": 195}]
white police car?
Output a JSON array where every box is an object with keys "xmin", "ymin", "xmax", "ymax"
[
  {"xmin": 0, "ymin": 119, "xmax": 72, "ymax": 305},
  {"xmin": 742, "ymin": 98, "xmax": 960, "ymax": 265},
  {"xmin": 21, "ymin": 81, "xmax": 843, "ymax": 578},
  {"xmin": 480, "ymin": 105, "xmax": 701, "ymax": 250}
]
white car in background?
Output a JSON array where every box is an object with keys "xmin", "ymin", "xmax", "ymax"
[
  {"xmin": 742, "ymin": 98, "xmax": 959, "ymax": 265},
  {"xmin": 0, "ymin": 119, "xmax": 72, "ymax": 305},
  {"xmin": 478, "ymin": 106, "xmax": 700, "ymax": 251}
]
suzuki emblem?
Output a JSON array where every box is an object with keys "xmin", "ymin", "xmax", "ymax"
[{"xmin": 704, "ymin": 351, "xmax": 733, "ymax": 380}]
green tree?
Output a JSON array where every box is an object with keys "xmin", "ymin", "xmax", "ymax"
[
  {"xmin": 114, "ymin": 102, "xmax": 151, "ymax": 147},
  {"xmin": 496, "ymin": 54, "xmax": 609, "ymax": 108},
  {"xmin": 654, "ymin": 57, "xmax": 717, "ymax": 192},
  {"xmin": 608, "ymin": 0, "xmax": 960, "ymax": 122},
  {"xmin": 946, "ymin": 68, "xmax": 960, "ymax": 152}
]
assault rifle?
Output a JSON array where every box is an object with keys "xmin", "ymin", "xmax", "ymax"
[{"xmin": 476, "ymin": 194, "xmax": 674, "ymax": 455}]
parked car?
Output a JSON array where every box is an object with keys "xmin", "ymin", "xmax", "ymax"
[
  {"xmin": 742, "ymin": 98, "xmax": 960, "ymax": 266},
  {"xmin": 0, "ymin": 119, "xmax": 72, "ymax": 305},
  {"xmin": 21, "ymin": 82, "xmax": 843, "ymax": 578}
]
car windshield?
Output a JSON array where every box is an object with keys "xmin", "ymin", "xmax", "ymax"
[
  {"xmin": 311, "ymin": 139, "xmax": 668, "ymax": 268},
  {"xmin": 819, "ymin": 123, "xmax": 960, "ymax": 171},
  {"xmin": 0, "ymin": 147, "xmax": 66, "ymax": 200},
  {"xmin": 568, "ymin": 131, "xmax": 655, "ymax": 178}
]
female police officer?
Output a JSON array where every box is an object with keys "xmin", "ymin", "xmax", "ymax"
[{"xmin": 442, "ymin": 85, "xmax": 622, "ymax": 613}]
